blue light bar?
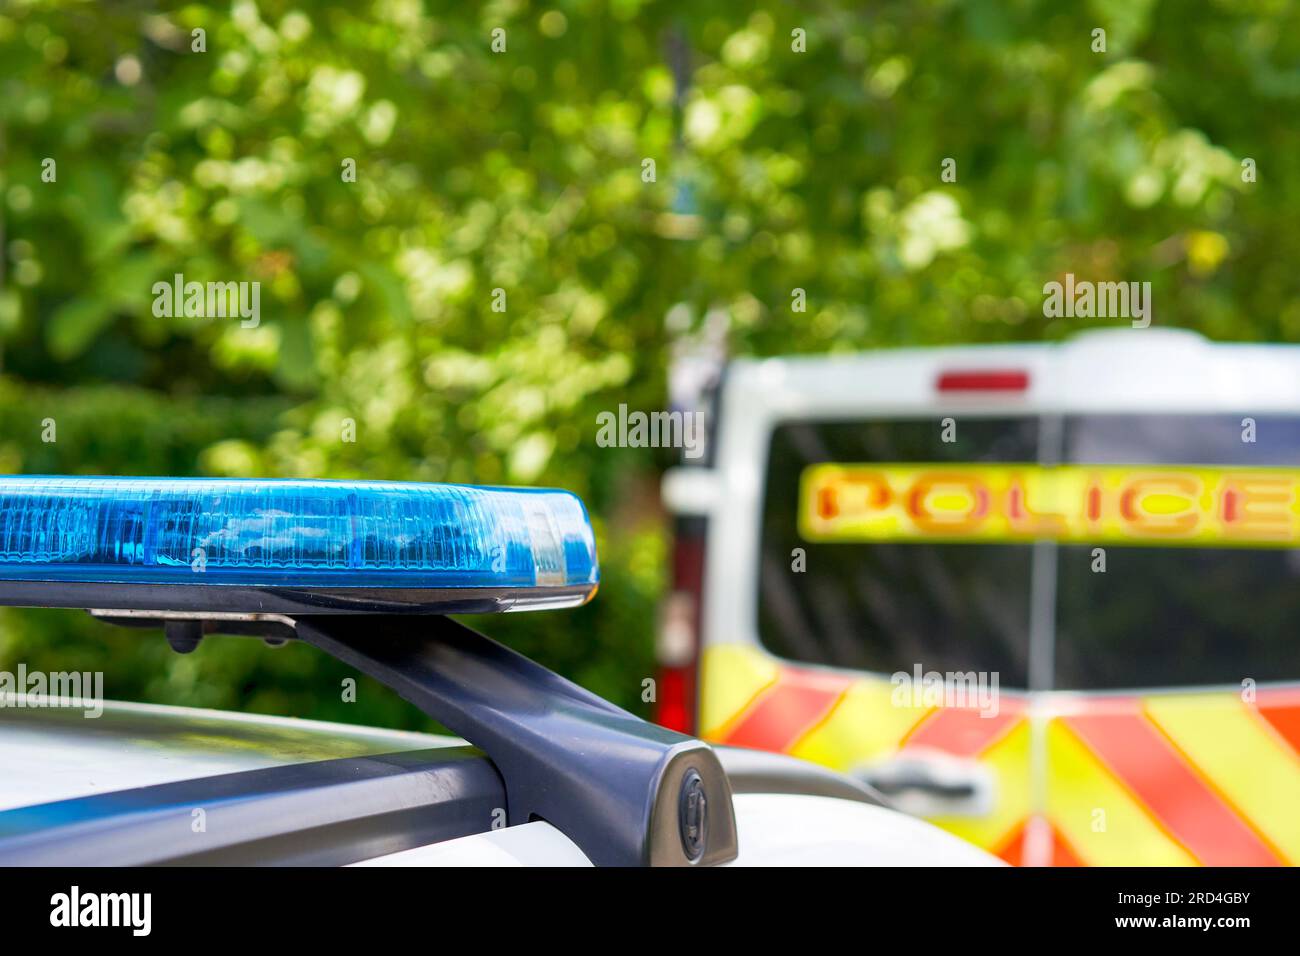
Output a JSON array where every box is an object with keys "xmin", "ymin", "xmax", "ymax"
[{"xmin": 0, "ymin": 477, "xmax": 599, "ymax": 595}]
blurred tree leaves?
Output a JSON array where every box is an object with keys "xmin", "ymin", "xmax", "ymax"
[{"xmin": 0, "ymin": 0, "xmax": 1297, "ymax": 729}]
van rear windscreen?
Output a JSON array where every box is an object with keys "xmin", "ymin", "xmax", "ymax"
[{"xmin": 758, "ymin": 415, "xmax": 1300, "ymax": 689}]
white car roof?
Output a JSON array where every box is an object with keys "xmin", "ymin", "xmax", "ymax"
[
  {"xmin": 0, "ymin": 697, "xmax": 460, "ymax": 811},
  {"xmin": 354, "ymin": 794, "xmax": 1002, "ymax": 867}
]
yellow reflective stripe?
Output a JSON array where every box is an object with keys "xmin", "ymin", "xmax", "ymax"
[
  {"xmin": 929, "ymin": 719, "xmax": 1032, "ymax": 851},
  {"xmin": 1046, "ymin": 719, "xmax": 1196, "ymax": 866},
  {"xmin": 699, "ymin": 644, "xmax": 778, "ymax": 739},
  {"xmin": 1144, "ymin": 693, "xmax": 1300, "ymax": 865},
  {"xmin": 789, "ymin": 679, "xmax": 931, "ymax": 771}
]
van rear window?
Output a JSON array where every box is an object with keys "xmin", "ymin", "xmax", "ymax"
[
  {"xmin": 759, "ymin": 418, "xmax": 1037, "ymax": 687},
  {"xmin": 758, "ymin": 415, "xmax": 1300, "ymax": 689}
]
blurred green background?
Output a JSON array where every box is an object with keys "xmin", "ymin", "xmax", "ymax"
[{"xmin": 0, "ymin": 0, "xmax": 1296, "ymax": 730}]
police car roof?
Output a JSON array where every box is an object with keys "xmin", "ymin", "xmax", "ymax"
[{"xmin": 0, "ymin": 697, "xmax": 464, "ymax": 812}]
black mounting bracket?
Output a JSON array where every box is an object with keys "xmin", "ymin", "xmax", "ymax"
[{"xmin": 90, "ymin": 610, "xmax": 738, "ymax": 867}]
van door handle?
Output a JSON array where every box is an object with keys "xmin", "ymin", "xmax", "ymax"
[{"xmin": 851, "ymin": 750, "xmax": 995, "ymax": 818}]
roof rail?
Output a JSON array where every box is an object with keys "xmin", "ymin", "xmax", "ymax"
[{"xmin": 90, "ymin": 611, "xmax": 739, "ymax": 867}]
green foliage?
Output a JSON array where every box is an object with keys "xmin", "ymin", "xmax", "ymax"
[{"xmin": 0, "ymin": 0, "xmax": 1296, "ymax": 730}]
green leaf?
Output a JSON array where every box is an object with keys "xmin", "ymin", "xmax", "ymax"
[{"xmin": 46, "ymin": 297, "xmax": 113, "ymax": 360}]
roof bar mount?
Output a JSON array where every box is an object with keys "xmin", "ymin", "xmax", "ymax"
[{"xmin": 92, "ymin": 610, "xmax": 739, "ymax": 868}]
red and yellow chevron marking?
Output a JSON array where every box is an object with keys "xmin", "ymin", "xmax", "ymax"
[
  {"xmin": 1257, "ymin": 688, "xmax": 1300, "ymax": 752},
  {"xmin": 994, "ymin": 817, "xmax": 1084, "ymax": 867},
  {"xmin": 901, "ymin": 699, "xmax": 1025, "ymax": 756},
  {"xmin": 701, "ymin": 644, "xmax": 1032, "ymax": 856},
  {"xmin": 700, "ymin": 644, "xmax": 1300, "ymax": 866},
  {"xmin": 1044, "ymin": 713, "xmax": 1198, "ymax": 866},
  {"xmin": 1140, "ymin": 690, "xmax": 1300, "ymax": 863},
  {"xmin": 1061, "ymin": 705, "xmax": 1281, "ymax": 865},
  {"xmin": 1046, "ymin": 690, "xmax": 1300, "ymax": 865},
  {"xmin": 720, "ymin": 667, "xmax": 855, "ymax": 752},
  {"xmin": 924, "ymin": 717, "xmax": 1033, "ymax": 856}
]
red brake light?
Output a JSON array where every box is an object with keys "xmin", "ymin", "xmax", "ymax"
[
  {"xmin": 655, "ymin": 665, "xmax": 694, "ymax": 734},
  {"xmin": 654, "ymin": 529, "xmax": 705, "ymax": 734},
  {"xmin": 936, "ymin": 369, "xmax": 1030, "ymax": 393}
]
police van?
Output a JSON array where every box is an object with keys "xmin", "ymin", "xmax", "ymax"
[
  {"xmin": 0, "ymin": 476, "xmax": 994, "ymax": 867},
  {"xmin": 658, "ymin": 329, "xmax": 1300, "ymax": 866}
]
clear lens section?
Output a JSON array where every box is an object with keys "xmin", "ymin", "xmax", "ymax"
[{"xmin": 0, "ymin": 477, "xmax": 599, "ymax": 589}]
